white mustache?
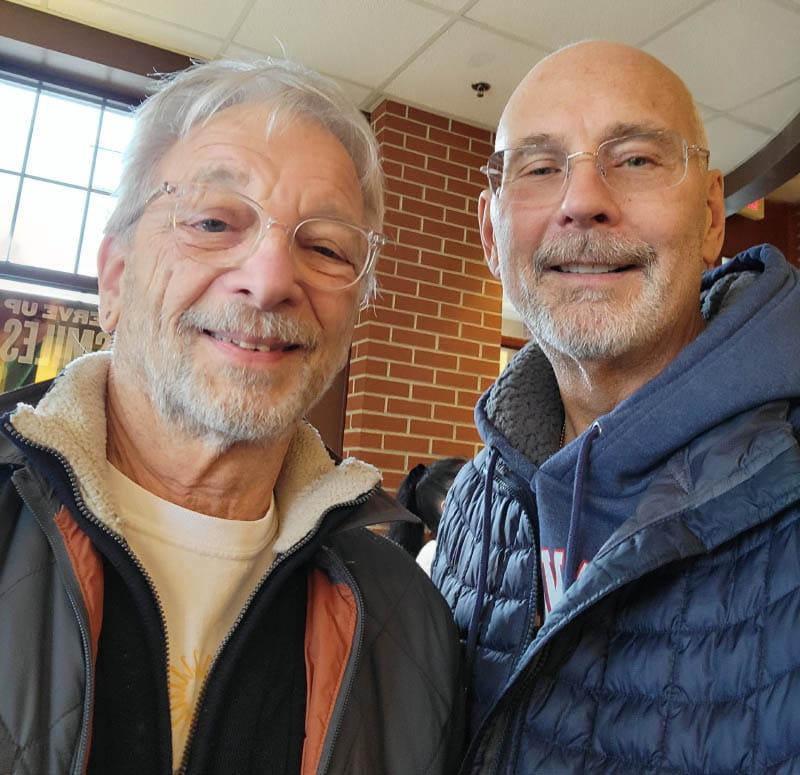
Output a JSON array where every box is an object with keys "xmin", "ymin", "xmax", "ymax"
[{"xmin": 177, "ymin": 304, "xmax": 321, "ymax": 349}]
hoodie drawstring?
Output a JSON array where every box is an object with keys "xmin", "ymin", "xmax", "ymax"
[
  {"xmin": 465, "ymin": 446, "xmax": 500, "ymax": 677},
  {"xmin": 465, "ymin": 421, "xmax": 600, "ymax": 674},
  {"xmin": 564, "ymin": 421, "xmax": 601, "ymax": 590}
]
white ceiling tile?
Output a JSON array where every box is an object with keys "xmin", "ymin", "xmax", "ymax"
[
  {"xmin": 385, "ymin": 20, "xmax": 548, "ymax": 129},
  {"xmin": 466, "ymin": 0, "xmax": 709, "ymax": 49},
  {"xmin": 645, "ymin": 0, "xmax": 800, "ymax": 110},
  {"xmin": 415, "ymin": 0, "xmax": 468, "ymax": 12},
  {"xmin": 221, "ymin": 42, "xmax": 269, "ymax": 61},
  {"xmin": 68, "ymin": 0, "xmax": 253, "ymax": 40},
  {"xmin": 330, "ymin": 80, "xmax": 376, "ymax": 111},
  {"xmin": 729, "ymin": 78, "xmax": 800, "ymax": 132},
  {"xmin": 221, "ymin": 42, "xmax": 375, "ymax": 108},
  {"xmin": 697, "ymin": 103, "xmax": 720, "ymax": 122},
  {"xmin": 232, "ymin": 0, "xmax": 450, "ymax": 87},
  {"xmin": 6, "ymin": 0, "xmax": 45, "ymax": 8},
  {"xmin": 704, "ymin": 115, "xmax": 772, "ymax": 174},
  {"xmin": 47, "ymin": 0, "xmax": 224, "ymax": 58}
]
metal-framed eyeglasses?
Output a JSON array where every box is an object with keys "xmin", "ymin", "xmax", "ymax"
[
  {"xmin": 481, "ymin": 130, "xmax": 710, "ymax": 205},
  {"xmin": 144, "ymin": 182, "xmax": 386, "ymax": 293}
]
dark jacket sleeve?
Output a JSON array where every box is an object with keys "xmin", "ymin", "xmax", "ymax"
[
  {"xmin": 324, "ymin": 526, "xmax": 465, "ymax": 774},
  {"xmin": 0, "ymin": 462, "xmax": 90, "ymax": 775}
]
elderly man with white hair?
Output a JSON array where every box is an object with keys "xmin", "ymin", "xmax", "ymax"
[{"xmin": 0, "ymin": 59, "xmax": 463, "ymax": 775}]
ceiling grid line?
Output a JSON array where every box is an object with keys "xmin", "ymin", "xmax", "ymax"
[
  {"xmin": 212, "ymin": 0, "xmax": 261, "ymax": 61},
  {"xmin": 2, "ymin": 0, "xmax": 798, "ymax": 180}
]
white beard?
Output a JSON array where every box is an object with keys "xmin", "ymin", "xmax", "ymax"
[
  {"xmin": 114, "ymin": 297, "xmax": 345, "ymax": 449},
  {"xmin": 510, "ymin": 231, "xmax": 668, "ymax": 360}
]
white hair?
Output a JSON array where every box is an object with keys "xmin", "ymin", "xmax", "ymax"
[{"xmin": 104, "ymin": 58, "xmax": 384, "ymax": 300}]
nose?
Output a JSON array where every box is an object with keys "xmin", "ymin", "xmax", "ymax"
[
  {"xmin": 219, "ymin": 225, "xmax": 303, "ymax": 310},
  {"xmin": 557, "ymin": 151, "xmax": 621, "ymax": 229}
]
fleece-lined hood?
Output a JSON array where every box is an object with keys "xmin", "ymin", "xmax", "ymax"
[{"xmin": 479, "ymin": 244, "xmax": 800, "ymax": 493}]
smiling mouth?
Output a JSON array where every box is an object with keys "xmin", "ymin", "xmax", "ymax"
[
  {"xmin": 205, "ymin": 330, "xmax": 301, "ymax": 352},
  {"xmin": 553, "ymin": 264, "xmax": 636, "ymax": 274}
]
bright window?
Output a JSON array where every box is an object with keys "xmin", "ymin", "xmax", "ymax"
[{"xmin": 0, "ymin": 70, "xmax": 135, "ymax": 280}]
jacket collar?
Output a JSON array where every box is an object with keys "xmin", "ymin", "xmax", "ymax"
[
  {"xmin": 521, "ymin": 399, "xmax": 800, "ymax": 672},
  {"xmin": 4, "ymin": 350, "xmax": 382, "ymax": 549}
]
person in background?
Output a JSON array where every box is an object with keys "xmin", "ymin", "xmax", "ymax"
[
  {"xmin": 433, "ymin": 40, "xmax": 800, "ymax": 773},
  {"xmin": 0, "ymin": 58, "xmax": 463, "ymax": 775},
  {"xmin": 388, "ymin": 457, "xmax": 466, "ymax": 574}
]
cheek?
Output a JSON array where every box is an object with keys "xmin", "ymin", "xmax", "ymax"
[
  {"xmin": 632, "ymin": 188, "xmax": 707, "ymax": 250},
  {"xmin": 310, "ymin": 292, "xmax": 358, "ymax": 348},
  {"xmin": 168, "ymin": 261, "xmax": 223, "ymax": 309},
  {"xmin": 492, "ymin": 212, "xmax": 544, "ymax": 290},
  {"xmin": 495, "ymin": 204, "xmax": 550, "ymax": 258},
  {"xmin": 124, "ymin": 239, "xmax": 220, "ymax": 327}
]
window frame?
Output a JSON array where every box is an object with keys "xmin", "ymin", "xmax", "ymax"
[{"xmin": 0, "ymin": 61, "xmax": 142, "ymax": 294}]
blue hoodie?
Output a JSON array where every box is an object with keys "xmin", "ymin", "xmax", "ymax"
[
  {"xmin": 433, "ymin": 244, "xmax": 800, "ymax": 757},
  {"xmin": 476, "ymin": 244, "xmax": 800, "ymax": 608}
]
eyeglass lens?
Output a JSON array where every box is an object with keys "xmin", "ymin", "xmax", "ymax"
[
  {"xmin": 168, "ymin": 185, "xmax": 370, "ymax": 289},
  {"xmin": 487, "ymin": 131, "xmax": 688, "ymax": 203}
]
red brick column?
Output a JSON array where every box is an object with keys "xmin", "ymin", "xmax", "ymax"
[{"xmin": 344, "ymin": 100, "xmax": 503, "ymax": 493}]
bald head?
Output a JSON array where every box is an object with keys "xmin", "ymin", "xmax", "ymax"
[
  {"xmin": 478, "ymin": 38, "xmax": 726, "ymax": 377},
  {"xmin": 498, "ymin": 41, "xmax": 707, "ymax": 152}
]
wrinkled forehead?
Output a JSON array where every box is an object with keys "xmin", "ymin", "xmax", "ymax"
[
  {"xmin": 497, "ymin": 44, "xmax": 702, "ymax": 150},
  {"xmin": 157, "ymin": 105, "xmax": 335, "ymax": 176},
  {"xmin": 152, "ymin": 105, "xmax": 365, "ymax": 218}
]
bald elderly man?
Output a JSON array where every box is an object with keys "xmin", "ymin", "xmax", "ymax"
[{"xmin": 433, "ymin": 41, "xmax": 800, "ymax": 773}]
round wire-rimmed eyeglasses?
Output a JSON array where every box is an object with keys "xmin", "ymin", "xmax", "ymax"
[
  {"xmin": 144, "ymin": 181, "xmax": 386, "ymax": 293},
  {"xmin": 481, "ymin": 130, "xmax": 710, "ymax": 204}
]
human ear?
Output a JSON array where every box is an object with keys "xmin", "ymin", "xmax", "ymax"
[
  {"xmin": 478, "ymin": 189, "xmax": 501, "ymax": 278},
  {"xmin": 701, "ymin": 170, "xmax": 726, "ymax": 268},
  {"xmin": 97, "ymin": 235, "xmax": 127, "ymax": 332}
]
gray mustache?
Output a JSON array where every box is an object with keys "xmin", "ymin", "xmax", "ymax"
[
  {"xmin": 533, "ymin": 233, "xmax": 657, "ymax": 275},
  {"xmin": 178, "ymin": 305, "xmax": 321, "ymax": 348}
]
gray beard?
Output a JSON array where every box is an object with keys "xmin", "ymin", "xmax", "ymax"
[
  {"xmin": 119, "ymin": 302, "xmax": 330, "ymax": 449},
  {"xmin": 515, "ymin": 232, "xmax": 663, "ymax": 361}
]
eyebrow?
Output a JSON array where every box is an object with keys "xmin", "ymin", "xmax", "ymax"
[
  {"xmin": 180, "ymin": 165, "xmax": 367, "ymax": 227},
  {"xmin": 186, "ymin": 165, "xmax": 252, "ymax": 188},
  {"xmin": 304, "ymin": 204, "xmax": 368, "ymax": 229},
  {"xmin": 509, "ymin": 122, "xmax": 668, "ymax": 150},
  {"xmin": 512, "ymin": 133, "xmax": 565, "ymax": 148},
  {"xmin": 602, "ymin": 121, "xmax": 666, "ymax": 140}
]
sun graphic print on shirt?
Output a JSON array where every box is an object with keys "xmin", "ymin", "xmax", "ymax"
[{"xmin": 169, "ymin": 649, "xmax": 213, "ymax": 730}]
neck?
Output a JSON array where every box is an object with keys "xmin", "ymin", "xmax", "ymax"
[
  {"xmin": 549, "ymin": 331, "xmax": 702, "ymax": 446},
  {"xmin": 557, "ymin": 364, "xmax": 636, "ymax": 446},
  {"xmin": 105, "ymin": 367, "xmax": 290, "ymax": 521}
]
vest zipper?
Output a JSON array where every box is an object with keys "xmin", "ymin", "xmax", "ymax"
[{"xmin": 487, "ymin": 643, "xmax": 552, "ymax": 775}]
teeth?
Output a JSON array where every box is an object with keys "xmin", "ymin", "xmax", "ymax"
[
  {"xmin": 559, "ymin": 265, "xmax": 616, "ymax": 274},
  {"xmin": 209, "ymin": 332, "xmax": 284, "ymax": 352}
]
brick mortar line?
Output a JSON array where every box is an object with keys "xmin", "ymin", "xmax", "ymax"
[{"xmin": 348, "ymin": 336, "xmax": 501, "ymax": 354}]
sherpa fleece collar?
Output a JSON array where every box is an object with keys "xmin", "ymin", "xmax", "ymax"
[{"xmin": 8, "ymin": 350, "xmax": 381, "ymax": 549}]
